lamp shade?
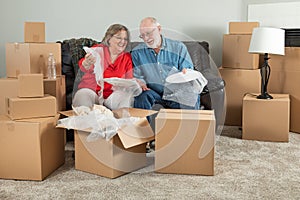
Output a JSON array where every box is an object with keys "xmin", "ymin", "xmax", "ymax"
[{"xmin": 249, "ymin": 27, "xmax": 285, "ymax": 55}]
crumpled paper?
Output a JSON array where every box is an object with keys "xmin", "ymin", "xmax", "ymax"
[{"xmin": 57, "ymin": 105, "xmax": 140, "ymax": 141}]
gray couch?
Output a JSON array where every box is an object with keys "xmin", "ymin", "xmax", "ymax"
[{"xmin": 60, "ymin": 39, "xmax": 225, "ymax": 127}]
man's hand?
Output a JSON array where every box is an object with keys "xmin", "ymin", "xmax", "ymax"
[
  {"xmin": 182, "ymin": 68, "xmax": 187, "ymax": 74},
  {"xmin": 82, "ymin": 53, "xmax": 96, "ymax": 69},
  {"xmin": 135, "ymin": 79, "xmax": 150, "ymax": 91}
]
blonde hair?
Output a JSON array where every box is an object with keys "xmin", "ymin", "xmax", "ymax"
[{"xmin": 102, "ymin": 24, "xmax": 130, "ymax": 46}]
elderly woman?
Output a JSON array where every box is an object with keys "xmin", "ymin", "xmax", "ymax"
[{"xmin": 72, "ymin": 24, "xmax": 133, "ymax": 109}]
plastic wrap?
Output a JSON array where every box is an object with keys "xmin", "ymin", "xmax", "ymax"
[
  {"xmin": 103, "ymin": 78, "xmax": 142, "ymax": 110},
  {"xmin": 83, "ymin": 46, "xmax": 105, "ymax": 104},
  {"xmin": 58, "ymin": 105, "xmax": 140, "ymax": 141},
  {"xmin": 163, "ymin": 68, "xmax": 208, "ymax": 107}
]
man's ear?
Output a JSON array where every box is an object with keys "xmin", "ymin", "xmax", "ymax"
[{"xmin": 157, "ymin": 25, "xmax": 162, "ymax": 33}]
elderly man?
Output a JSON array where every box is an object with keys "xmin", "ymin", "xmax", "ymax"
[{"xmin": 131, "ymin": 17, "xmax": 200, "ymax": 111}]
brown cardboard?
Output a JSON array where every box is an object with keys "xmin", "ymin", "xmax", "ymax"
[
  {"xmin": 155, "ymin": 109, "xmax": 215, "ymax": 176},
  {"xmin": 219, "ymin": 68, "xmax": 261, "ymax": 126},
  {"xmin": 229, "ymin": 22, "xmax": 260, "ymax": 34},
  {"xmin": 5, "ymin": 43, "xmax": 61, "ymax": 78},
  {"xmin": 24, "ymin": 22, "xmax": 45, "ymax": 43},
  {"xmin": 58, "ymin": 108, "xmax": 156, "ymax": 178},
  {"xmin": 6, "ymin": 95, "xmax": 57, "ymax": 120},
  {"xmin": 0, "ymin": 114, "xmax": 65, "ymax": 181},
  {"xmin": 75, "ymin": 130, "xmax": 147, "ymax": 179},
  {"xmin": 0, "ymin": 78, "xmax": 18, "ymax": 115},
  {"xmin": 43, "ymin": 76, "xmax": 66, "ymax": 111},
  {"xmin": 18, "ymin": 74, "xmax": 44, "ymax": 97},
  {"xmin": 269, "ymin": 47, "xmax": 300, "ymax": 72},
  {"xmin": 242, "ymin": 93, "xmax": 290, "ymax": 142},
  {"xmin": 222, "ymin": 34, "xmax": 259, "ymax": 69},
  {"xmin": 268, "ymin": 47, "xmax": 300, "ymax": 133}
]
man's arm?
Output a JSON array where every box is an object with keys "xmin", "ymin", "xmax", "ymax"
[{"xmin": 177, "ymin": 42, "xmax": 194, "ymax": 71}]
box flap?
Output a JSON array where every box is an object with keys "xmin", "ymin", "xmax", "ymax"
[
  {"xmin": 113, "ymin": 107, "xmax": 157, "ymax": 118},
  {"xmin": 118, "ymin": 117, "xmax": 154, "ymax": 149},
  {"xmin": 59, "ymin": 110, "xmax": 76, "ymax": 117},
  {"xmin": 113, "ymin": 108, "xmax": 155, "ymax": 148}
]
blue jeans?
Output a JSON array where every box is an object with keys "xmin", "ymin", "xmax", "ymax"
[
  {"xmin": 133, "ymin": 90, "xmax": 200, "ymax": 110},
  {"xmin": 134, "ymin": 90, "xmax": 200, "ymax": 129}
]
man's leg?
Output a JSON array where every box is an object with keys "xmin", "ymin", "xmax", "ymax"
[
  {"xmin": 134, "ymin": 90, "xmax": 162, "ymax": 110},
  {"xmin": 165, "ymin": 95, "xmax": 201, "ymax": 110},
  {"xmin": 134, "ymin": 90, "xmax": 163, "ymax": 140}
]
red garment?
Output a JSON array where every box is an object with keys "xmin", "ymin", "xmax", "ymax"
[{"xmin": 78, "ymin": 44, "xmax": 133, "ymax": 99}]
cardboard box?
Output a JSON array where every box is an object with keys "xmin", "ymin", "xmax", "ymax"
[
  {"xmin": 222, "ymin": 34, "xmax": 259, "ymax": 69},
  {"xmin": 44, "ymin": 76, "xmax": 66, "ymax": 111},
  {"xmin": 24, "ymin": 22, "xmax": 45, "ymax": 43},
  {"xmin": 0, "ymin": 114, "xmax": 65, "ymax": 181},
  {"xmin": 155, "ymin": 109, "xmax": 215, "ymax": 176},
  {"xmin": 5, "ymin": 43, "xmax": 61, "ymax": 78},
  {"xmin": 0, "ymin": 78, "xmax": 18, "ymax": 115},
  {"xmin": 74, "ymin": 130, "xmax": 147, "ymax": 179},
  {"xmin": 219, "ymin": 68, "xmax": 261, "ymax": 126},
  {"xmin": 57, "ymin": 108, "xmax": 156, "ymax": 179},
  {"xmin": 269, "ymin": 47, "xmax": 300, "ymax": 133},
  {"xmin": 242, "ymin": 93, "xmax": 290, "ymax": 142},
  {"xmin": 229, "ymin": 22, "xmax": 259, "ymax": 34},
  {"xmin": 18, "ymin": 74, "xmax": 44, "ymax": 97},
  {"xmin": 6, "ymin": 95, "xmax": 57, "ymax": 120}
]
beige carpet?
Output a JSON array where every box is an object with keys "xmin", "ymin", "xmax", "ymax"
[{"xmin": 1, "ymin": 126, "xmax": 299, "ymax": 200}]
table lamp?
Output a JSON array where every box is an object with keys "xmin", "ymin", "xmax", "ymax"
[{"xmin": 248, "ymin": 27, "xmax": 285, "ymax": 99}]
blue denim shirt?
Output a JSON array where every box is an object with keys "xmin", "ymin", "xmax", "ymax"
[{"xmin": 131, "ymin": 36, "xmax": 193, "ymax": 94}]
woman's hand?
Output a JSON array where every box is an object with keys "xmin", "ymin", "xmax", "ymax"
[
  {"xmin": 135, "ymin": 79, "xmax": 150, "ymax": 91},
  {"xmin": 82, "ymin": 53, "xmax": 96, "ymax": 69}
]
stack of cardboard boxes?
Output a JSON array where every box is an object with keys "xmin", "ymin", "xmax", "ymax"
[
  {"xmin": 220, "ymin": 22, "xmax": 300, "ymax": 136},
  {"xmin": 268, "ymin": 46, "xmax": 300, "ymax": 134},
  {"xmin": 220, "ymin": 22, "xmax": 261, "ymax": 126},
  {"xmin": 0, "ymin": 22, "xmax": 66, "ymax": 181}
]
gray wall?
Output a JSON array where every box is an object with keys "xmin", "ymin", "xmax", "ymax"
[{"xmin": 0, "ymin": 0, "xmax": 297, "ymax": 77}]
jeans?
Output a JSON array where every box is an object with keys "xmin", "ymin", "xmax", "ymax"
[
  {"xmin": 133, "ymin": 90, "xmax": 200, "ymax": 130},
  {"xmin": 133, "ymin": 89, "xmax": 200, "ymax": 110}
]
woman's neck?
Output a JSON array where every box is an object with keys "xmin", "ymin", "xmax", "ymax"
[{"xmin": 108, "ymin": 47, "xmax": 120, "ymax": 63}]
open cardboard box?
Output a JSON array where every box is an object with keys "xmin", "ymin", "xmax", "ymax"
[{"xmin": 57, "ymin": 108, "xmax": 156, "ymax": 178}]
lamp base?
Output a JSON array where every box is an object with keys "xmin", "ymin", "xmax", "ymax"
[{"xmin": 257, "ymin": 93, "xmax": 273, "ymax": 99}]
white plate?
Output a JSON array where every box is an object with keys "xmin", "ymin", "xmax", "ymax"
[
  {"xmin": 166, "ymin": 70, "xmax": 202, "ymax": 83},
  {"xmin": 104, "ymin": 77, "xmax": 138, "ymax": 87}
]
